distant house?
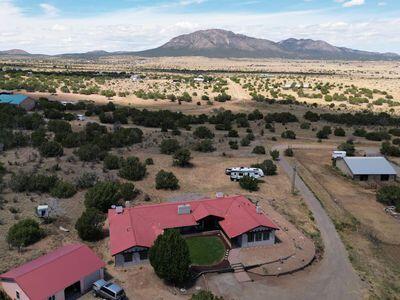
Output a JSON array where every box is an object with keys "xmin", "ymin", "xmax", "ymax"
[
  {"xmin": 0, "ymin": 244, "xmax": 105, "ymax": 300},
  {"xmin": 0, "ymin": 94, "xmax": 35, "ymax": 111},
  {"xmin": 193, "ymin": 75, "xmax": 204, "ymax": 83},
  {"xmin": 337, "ymin": 156, "xmax": 397, "ymax": 182},
  {"xmin": 108, "ymin": 195, "xmax": 279, "ymax": 267},
  {"xmin": 130, "ymin": 74, "xmax": 142, "ymax": 82}
]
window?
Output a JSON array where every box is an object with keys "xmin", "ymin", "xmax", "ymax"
[
  {"xmin": 123, "ymin": 252, "xmax": 133, "ymax": 262},
  {"xmin": 247, "ymin": 232, "xmax": 254, "ymax": 242},
  {"xmin": 139, "ymin": 250, "xmax": 148, "ymax": 260},
  {"xmin": 16, "ymin": 291, "xmax": 20, "ymax": 300},
  {"xmin": 262, "ymin": 231, "xmax": 270, "ymax": 240},
  {"xmin": 359, "ymin": 175, "xmax": 369, "ymax": 181},
  {"xmin": 255, "ymin": 232, "xmax": 262, "ymax": 242},
  {"xmin": 381, "ymin": 175, "xmax": 390, "ymax": 181}
]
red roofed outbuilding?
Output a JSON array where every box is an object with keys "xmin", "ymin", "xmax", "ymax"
[
  {"xmin": 108, "ymin": 195, "xmax": 279, "ymax": 267},
  {"xmin": 0, "ymin": 244, "xmax": 105, "ymax": 300}
]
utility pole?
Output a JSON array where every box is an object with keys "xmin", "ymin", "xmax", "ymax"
[{"xmin": 291, "ymin": 164, "xmax": 297, "ymax": 194}]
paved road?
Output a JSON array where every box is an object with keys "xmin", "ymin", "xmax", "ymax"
[{"xmin": 208, "ymin": 144, "xmax": 365, "ymax": 300}]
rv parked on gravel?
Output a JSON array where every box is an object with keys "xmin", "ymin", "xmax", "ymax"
[{"xmin": 225, "ymin": 167, "xmax": 264, "ymax": 181}]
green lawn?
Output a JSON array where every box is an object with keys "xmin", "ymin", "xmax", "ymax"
[{"xmin": 185, "ymin": 236, "xmax": 226, "ymax": 266}]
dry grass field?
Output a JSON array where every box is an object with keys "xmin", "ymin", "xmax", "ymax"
[{"xmin": 1, "ymin": 55, "xmax": 400, "ymax": 299}]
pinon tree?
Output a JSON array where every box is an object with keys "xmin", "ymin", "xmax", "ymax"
[{"xmin": 149, "ymin": 229, "xmax": 191, "ymax": 286}]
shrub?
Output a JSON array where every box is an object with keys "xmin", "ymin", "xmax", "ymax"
[
  {"xmin": 393, "ymin": 138, "xmax": 400, "ymax": 145},
  {"xmin": 145, "ymin": 157, "xmax": 154, "ymax": 165},
  {"xmin": 160, "ymin": 139, "xmax": 181, "ymax": 154},
  {"xmin": 334, "ymin": 127, "xmax": 346, "ymax": 137},
  {"xmin": 50, "ymin": 181, "xmax": 76, "ymax": 198},
  {"xmin": 190, "ymin": 291, "xmax": 223, "ymax": 300},
  {"xmin": 75, "ymin": 144, "xmax": 103, "ymax": 161},
  {"xmin": 149, "ymin": 229, "xmax": 191, "ymax": 285},
  {"xmin": 376, "ymin": 185, "xmax": 400, "ymax": 211},
  {"xmin": 388, "ymin": 128, "xmax": 400, "ymax": 137},
  {"xmin": 119, "ymin": 182, "xmax": 137, "ymax": 201},
  {"xmin": 31, "ymin": 129, "xmax": 47, "ymax": 148},
  {"xmin": 103, "ymin": 154, "xmax": 122, "ymax": 170},
  {"xmin": 252, "ymin": 159, "xmax": 277, "ymax": 176},
  {"xmin": 229, "ymin": 140, "xmax": 239, "ymax": 150},
  {"xmin": 304, "ymin": 111, "xmax": 320, "ymax": 122},
  {"xmin": 194, "ymin": 139, "xmax": 215, "ymax": 152},
  {"xmin": 281, "ymin": 130, "xmax": 296, "ymax": 139},
  {"xmin": 380, "ymin": 142, "xmax": 400, "ymax": 157},
  {"xmin": 193, "ymin": 126, "xmax": 214, "ymax": 139},
  {"xmin": 9, "ymin": 172, "xmax": 58, "ymax": 193},
  {"xmin": 240, "ymin": 137, "xmax": 251, "ymax": 147},
  {"xmin": 84, "ymin": 181, "xmax": 121, "ymax": 212},
  {"xmin": 75, "ymin": 172, "xmax": 98, "ymax": 189},
  {"xmin": 173, "ymin": 148, "xmax": 192, "ymax": 167},
  {"xmin": 214, "ymin": 93, "xmax": 231, "ymax": 102},
  {"xmin": 284, "ymin": 148, "xmax": 294, "ymax": 157},
  {"xmin": 338, "ymin": 142, "xmax": 356, "ymax": 156},
  {"xmin": 265, "ymin": 112, "xmax": 298, "ymax": 123},
  {"xmin": 39, "ymin": 141, "xmax": 63, "ymax": 157},
  {"xmin": 119, "ymin": 157, "xmax": 147, "ymax": 181},
  {"xmin": 75, "ymin": 208, "xmax": 105, "ymax": 241},
  {"xmin": 300, "ymin": 122, "xmax": 311, "ymax": 130},
  {"xmin": 252, "ymin": 146, "xmax": 266, "ymax": 154},
  {"xmin": 353, "ymin": 128, "xmax": 367, "ymax": 137},
  {"xmin": 228, "ymin": 129, "xmax": 239, "ymax": 138},
  {"xmin": 316, "ymin": 130, "xmax": 329, "ymax": 139},
  {"xmin": 156, "ymin": 170, "xmax": 179, "ymax": 190},
  {"xmin": 239, "ymin": 176, "xmax": 259, "ymax": 191},
  {"xmin": 365, "ymin": 131, "xmax": 391, "ymax": 141},
  {"xmin": 7, "ymin": 219, "xmax": 44, "ymax": 248},
  {"xmin": 269, "ymin": 150, "xmax": 280, "ymax": 161}
]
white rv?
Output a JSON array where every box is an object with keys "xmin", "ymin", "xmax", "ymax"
[
  {"xmin": 225, "ymin": 167, "xmax": 264, "ymax": 181},
  {"xmin": 332, "ymin": 151, "xmax": 347, "ymax": 159}
]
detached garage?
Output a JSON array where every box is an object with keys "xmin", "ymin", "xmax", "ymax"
[
  {"xmin": 0, "ymin": 244, "xmax": 105, "ymax": 300},
  {"xmin": 337, "ymin": 156, "xmax": 397, "ymax": 182}
]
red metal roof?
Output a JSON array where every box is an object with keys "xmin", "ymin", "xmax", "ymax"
[
  {"xmin": 0, "ymin": 244, "xmax": 105, "ymax": 300},
  {"xmin": 108, "ymin": 195, "xmax": 279, "ymax": 255}
]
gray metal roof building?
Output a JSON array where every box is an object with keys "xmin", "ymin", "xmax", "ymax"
[{"xmin": 343, "ymin": 157, "xmax": 397, "ymax": 175}]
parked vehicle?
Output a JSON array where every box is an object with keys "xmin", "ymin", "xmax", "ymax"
[
  {"xmin": 92, "ymin": 279, "xmax": 126, "ymax": 300},
  {"xmin": 332, "ymin": 151, "xmax": 346, "ymax": 159},
  {"xmin": 225, "ymin": 167, "xmax": 264, "ymax": 181}
]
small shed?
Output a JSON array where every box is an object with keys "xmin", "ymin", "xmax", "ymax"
[
  {"xmin": 337, "ymin": 156, "xmax": 397, "ymax": 182},
  {"xmin": 0, "ymin": 244, "xmax": 105, "ymax": 300}
]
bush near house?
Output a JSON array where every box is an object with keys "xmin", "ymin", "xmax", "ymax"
[
  {"xmin": 75, "ymin": 208, "xmax": 106, "ymax": 242},
  {"xmin": 380, "ymin": 142, "xmax": 400, "ymax": 157},
  {"xmin": 50, "ymin": 181, "xmax": 77, "ymax": 198},
  {"xmin": 160, "ymin": 139, "xmax": 181, "ymax": 154},
  {"xmin": 252, "ymin": 159, "xmax": 277, "ymax": 176},
  {"xmin": 191, "ymin": 291, "xmax": 224, "ymax": 300},
  {"xmin": 7, "ymin": 219, "xmax": 45, "ymax": 248},
  {"xmin": 239, "ymin": 176, "xmax": 259, "ymax": 191},
  {"xmin": 119, "ymin": 182, "xmax": 137, "ymax": 201},
  {"xmin": 338, "ymin": 141, "xmax": 356, "ymax": 156},
  {"xmin": 376, "ymin": 185, "xmax": 400, "ymax": 212},
  {"xmin": 156, "ymin": 170, "xmax": 179, "ymax": 190},
  {"xmin": 269, "ymin": 150, "xmax": 280, "ymax": 161},
  {"xmin": 149, "ymin": 229, "xmax": 191, "ymax": 285},
  {"xmin": 84, "ymin": 181, "xmax": 122, "ymax": 212},
  {"xmin": 118, "ymin": 157, "xmax": 147, "ymax": 181},
  {"xmin": 173, "ymin": 148, "xmax": 192, "ymax": 167}
]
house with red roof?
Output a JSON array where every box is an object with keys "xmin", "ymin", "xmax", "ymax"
[
  {"xmin": 0, "ymin": 244, "xmax": 105, "ymax": 300},
  {"xmin": 108, "ymin": 195, "xmax": 279, "ymax": 267}
]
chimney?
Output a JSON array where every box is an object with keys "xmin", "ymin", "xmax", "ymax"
[
  {"xmin": 256, "ymin": 206, "xmax": 262, "ymax": 214},
  {"xmin": 177, "ymin": 204, "xmax": 191, "ymax": 215},
  {"xmin": 125, "ymin": 201, "xmax": 131, "ymax": 208}
]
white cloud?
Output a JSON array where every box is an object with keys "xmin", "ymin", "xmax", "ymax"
[
  {"xmin": 0, "ymin": 0, "xmax": 398, "ymax": 54},
  {"xmin": 39, "ymin": 3, "xmax": 59, "ymax": 17},
  {"xmin": 340, "ymin": 0, "xmax": 365, "ymax": 8}
]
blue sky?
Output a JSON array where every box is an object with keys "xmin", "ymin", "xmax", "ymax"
[{"xmin": 1, "ymin": 0, "xmax": 399, "ymax": 54}]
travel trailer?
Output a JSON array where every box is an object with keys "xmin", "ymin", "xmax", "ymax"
[{"xmin": 225, "ymin": 167, "xmax": 264, "ymax": 181}]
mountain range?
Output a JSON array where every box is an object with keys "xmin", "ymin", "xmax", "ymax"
[{"xmin": 1, "ymin": 29, "xmax": 399, "ymax": 61}]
